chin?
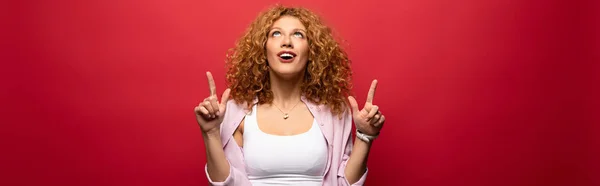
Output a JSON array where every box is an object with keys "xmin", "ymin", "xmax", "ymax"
[{"xmin": 270, "ymin": 67, "xmax": 304, "ymax": 79}]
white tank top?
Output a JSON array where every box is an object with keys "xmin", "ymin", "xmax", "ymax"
[{"xmin": 243, "ymin": 104, "xmax": 328, "ymax": 186}]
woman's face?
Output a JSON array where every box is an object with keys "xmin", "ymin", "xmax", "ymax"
[{"xmin": 265, "ymin": 16, "xmax": 309, "ymax": 79}]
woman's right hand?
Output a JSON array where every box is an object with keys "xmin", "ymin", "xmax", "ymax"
[{"xmin": 194, "ymin": 71, "xmax": 231, "ymax": 136}]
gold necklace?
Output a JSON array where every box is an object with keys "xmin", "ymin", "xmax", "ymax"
[{"xmin": 272, "ymin": 100, "xmax": 301, "ymax": 120}]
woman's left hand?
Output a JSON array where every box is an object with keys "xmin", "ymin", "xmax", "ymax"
[{"xmin": 348, "ymin": 80, "xmax": 385, "ymax": 136}]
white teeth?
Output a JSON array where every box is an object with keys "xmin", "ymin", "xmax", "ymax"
[{"xmin": 279, "ymin": 53, "xmax": 294, "ymax": 58}]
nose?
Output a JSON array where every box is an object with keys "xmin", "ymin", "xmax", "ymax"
[{"xmin": 281, "ymin": 35, "xmax": 293, "ymax": 49}]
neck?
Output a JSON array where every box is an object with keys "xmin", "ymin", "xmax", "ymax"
[{"xmin": 268, "ymin": 70, "xmax": 304, "ymax": 109}]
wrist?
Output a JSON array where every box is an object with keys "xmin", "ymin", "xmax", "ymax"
[
  {"xmin": 202, "ymin": 129, "xmax": 222, "ymax": 140},
  {"xmin": 355, "ymin": 136, "xmax": 373, "ymax": 147},
  {"xmin": 355, "ymin": 130, "xmax": 378, "ymax": 143}
]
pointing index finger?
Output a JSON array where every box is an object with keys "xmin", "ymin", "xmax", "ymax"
[
  {"xmin": 366, "ymin": 79, "xmax": 377, "ymax": 103},
  {"xmin": 206, "ymin": 71, "xmax": 216, "ymax": 96}
]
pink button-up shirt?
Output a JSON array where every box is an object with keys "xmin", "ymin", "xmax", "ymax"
[{"xmin": 205, "ymin": 96, "xmax": 368, "ymax": 185}]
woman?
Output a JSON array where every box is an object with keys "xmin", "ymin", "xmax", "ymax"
[{"xmin": 194, "ymin": 5, "xmax": 385, "ymax": 186}]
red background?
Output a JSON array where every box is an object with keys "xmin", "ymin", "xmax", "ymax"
[{"xmin": 2, "ymin": 0, "xmax": 599, "ymax": 185}]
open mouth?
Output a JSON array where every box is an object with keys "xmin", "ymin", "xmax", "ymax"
[{"xmin": 277, "ymin": 51, "xmax": 297, "ymax": 62}]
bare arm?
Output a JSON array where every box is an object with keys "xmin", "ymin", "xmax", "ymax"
[
  {"xmin": 203, "ymin": 130, "xmax": 231, "ymax": 182},
  {"xmin": 344, "ymin": 138, "xmax": 371, "ymax": 184},
  {"xmin": 204, "ymin": 118, "xmax": 244, "ymax": 182},
  {"xmin": 194, "ymin": 71, "xmax": 232, "ymax": 182},
  {"xmin": 345, "ymin": 80, "xmax": 386, "ymax": 184}
]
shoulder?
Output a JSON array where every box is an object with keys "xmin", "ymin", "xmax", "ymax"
[
  {"xmin": 225, "ymin": 99, "xmax": 245, "ymax": 110},
  {"xmin": 309, "ymin": 102, "xmax": 352, "ymax": 133},
  {"xmin": 302, "ymin": 96, "xmax": 351, "ymax": 121},
  {"xmin": 220, "ymin": 99, "xmax": 250, "ymax": 137}
]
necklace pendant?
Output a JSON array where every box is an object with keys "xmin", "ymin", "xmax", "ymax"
[{"xmin": 283, "ymin": 114, "xmax": 289, "ymax": 119}]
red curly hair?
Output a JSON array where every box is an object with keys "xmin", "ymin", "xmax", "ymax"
[{"xmin": 226, "ymin": 5, "xmax": 352, "ymax": 116}]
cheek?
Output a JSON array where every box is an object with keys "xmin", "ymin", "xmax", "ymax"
[
  {"xmin": 265, "ymin": 40, "xmax": 278, "ymax": 55},
  {"xmin": 297, "ymin": 40, "xmax": 310, "ymax": 56}
]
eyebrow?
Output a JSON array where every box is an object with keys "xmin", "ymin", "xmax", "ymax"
[{"xmin": 270, "ymin": 27, "xmax": 307, "ymax": 33}]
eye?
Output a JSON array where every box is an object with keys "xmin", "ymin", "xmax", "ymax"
[
  {"xmin": 293, "ymin": 32, "xmax": 304, "ymax": 38},
  {"xmin": 271, "ymin": 31, "xmax": 281, "ymax": 37}
]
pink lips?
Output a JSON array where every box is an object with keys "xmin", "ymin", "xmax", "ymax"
[{"xmin": 276, "ymin": 50, "xmax": 297, "ymax": 63}]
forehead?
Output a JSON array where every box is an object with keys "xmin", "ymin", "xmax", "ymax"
[{"xmin": 271, "ymin": 16, "xmax": 306, "ymax": 30}]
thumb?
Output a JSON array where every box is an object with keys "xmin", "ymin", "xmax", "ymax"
[
  {"xmin": 347, "ymin": 96, "xmax": 360, "ymax": 114},
  {"xmin": 219, "ymin": 88, "xmax": 231, "ymax": 113}
]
